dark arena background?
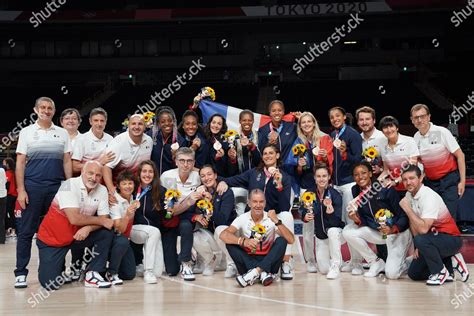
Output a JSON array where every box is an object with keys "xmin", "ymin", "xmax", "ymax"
[{"xmin": 0, "ymin": 0, "xmax": 474, "ymax": 315}]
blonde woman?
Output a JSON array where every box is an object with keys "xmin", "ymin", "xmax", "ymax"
[{"xmin": 285, "ymin": 112, "xmax": 333, "ymax": 273}]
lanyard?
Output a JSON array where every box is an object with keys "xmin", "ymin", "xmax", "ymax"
[
  {"xmin": 136, "ymin": 185, "xmax": 151, "ymax": 201},
  {"xmin": 334, "ymin": 124, "xmax": 347, "ymax": 140},
  {"xmin": 270, "ymin": 123, "xmax": 284, "ymax": 135}
]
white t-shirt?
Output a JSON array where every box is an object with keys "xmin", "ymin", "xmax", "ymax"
[
  {"xmin": 230, "ymin": 211, "xmax": 277, "ymax": 255},
  {"xmin": 405, "ymin": 184, "xmax": 459, "ymax": 236},
  {"xmin": 72, "ymin": 129, "xmax": 113, "ymax": 163},
  {"xmin": 110, "ymin": 191, "xmax": 132, "ymax": 220},
  {"xmin": 414, "ymin": 123, "xmax": 460, "ymax": 180},
  {"xmin": 160, "ymin": 168, "xmax": 201, "ymax": 199},
  {"xmin": 106, "ymin": 131, "xmax": 153, "ymax": 177},
  {"xmin": 361, "ymin": 128, "xmax": 387, "ymax": 153}
]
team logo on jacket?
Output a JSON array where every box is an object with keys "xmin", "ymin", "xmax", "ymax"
[{"xmin": 429, "ymin": 131, "xmax": 441, "ymax": 145}]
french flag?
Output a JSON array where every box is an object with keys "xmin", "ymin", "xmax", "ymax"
[{"xmin": 199, "ymin": 99, "xmax": 295, "ymax": 131}]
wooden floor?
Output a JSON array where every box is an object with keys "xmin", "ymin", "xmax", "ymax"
[{"xmin": 1, "ymin": 240, "xmax": 473, "ymax": 316}]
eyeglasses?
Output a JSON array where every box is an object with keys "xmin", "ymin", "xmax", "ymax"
[
  {"xmin": 177, "ymin": 159, "xmax": 195, "ymax": 165},
  {"xmin": 411, "ymin": 114, "xmax": 429, "ymax": 121}
]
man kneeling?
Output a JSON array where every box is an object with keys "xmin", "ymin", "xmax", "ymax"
[
  {"xmin": 220, "ymin": 189, "xmax": 294, "ymax": 287},
  {"xmin": 37, "ymin": 161, "xmax": 114, "ymax": 290}
]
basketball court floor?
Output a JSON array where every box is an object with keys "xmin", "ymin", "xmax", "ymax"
[{"xmin": 1, "ymin": 237, "xmax": 473, "ymax": 315}]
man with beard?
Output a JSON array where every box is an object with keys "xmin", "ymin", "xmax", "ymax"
[{"xmin": 36, "ymin": 161, "xmax": 114, "ymax": 290}]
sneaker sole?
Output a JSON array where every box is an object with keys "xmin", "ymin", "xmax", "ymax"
[
  {"xmin": 262, "ymin": 278, "xmax": 273, "ymax": 286},
  {"xmin": 14, "ymin": 284, "xmax": 27, "ymax": 289},
  {"xmin": 84, "ymin": 281, "xmax": 111, "ymax": 288},
  {"xmin": 236, "ymin": 276, "xmax": 248, "ymax": 287},
  {"xmin": 182, "ymin": 277, "xmax": 196, "ymax": 281},
  {"xmin": 280, "ymin": 275, "xmax": 293, "ymax": 280}
]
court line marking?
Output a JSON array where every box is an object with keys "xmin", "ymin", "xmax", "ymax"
[{"xmin": 162, "ymin": 276, "xmax": 377, "ymax": 316}]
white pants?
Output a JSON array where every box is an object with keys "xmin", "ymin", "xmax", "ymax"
[
  {"xmin": 342, "ymin": 224, "xmax": 412, "ymax": 279},
  {"xmin": 333, "ymin": 182, "xmax": 355, "ymax": 225},
  {"xmin": 316, "ymin": 227, "xmax": 345, "ymax": 274},
  {"xmin": 303, "ymin": 221, "xmax": 316, "ymax": 262},
  {"xmin": 130, "ymin": 225, "xmax": 164, "ymax": 277},
  {"xmin": 193, "ymin": 227, "xmax": 228, "ymax": 270},
  {"xmin": 278, "ymin": 211, "xmax": 294, "ymax": 256},
  {"xmin": 231, "ymin": 187, "xmax": 248, "ymax": 216}
]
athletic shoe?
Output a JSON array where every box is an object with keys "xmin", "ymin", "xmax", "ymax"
[
  {"xmin": 445, "ymin": 273, "xmax": 454, "ymax": 282},
  {"xmin": 341, "ymin": 262, "xmax": 364, "ymax": 275},
  {"xmin": 144, "ymin": 270, "xmax": 157, "ymax": 284},
  {"xmin": 63, "ymin": 272, "xmax": 72, "ymax": 284},
  {"xmin": 306, "ymin": 260, "xmax": 318, "ymax": 273},
  {"xmin": 281, "ymin": 262, "xmax": 293, "ymax": 280},
  {"xmin": 136, "ymin": 264, "xmax": 144, "ymax": 277},
  {"xmin": 203, "ymin": 255, "xmax": 217, "ymax": 276},
  {"xmin": 364, "ymin": 258, "xmax": 386, "ymax": 278},
  {"xmin": 181, "ymin": 261, "xmax": 196, "ymax": 281},
  {"xmin": 426, "ymin": 267, "xmax": 449, "ymax": 286},
  {"xmin": 14, "ymin": 275, "xmax": 27, "ymax": 288},
  {"xmin": 326, "ymin": 263, "xmax": 340, "ymax": 280},
  {"xmin": 224, "ymin": 263, "xmax": 237, "ymax": 278},
  {"xmin": 260, "ymin": 271, "xmax": 275, "ymax": 286},
  {"xmin": 84, "ymin": 271, "xmax": 112, "ymax": 288},
  {"xmin": 451, "ymin": 253, "xmax": 470, "ymax": 282},
  {"xmin": 106, "ymin": 272, "xmax": 123, "ymax": 285},
  {"xmin": 236, "ymin": 268, "xmax": 260, "ymax": 287},
  {"xmin": 192, "ymin": 260, "xmax": 204, "ymax": 274}
]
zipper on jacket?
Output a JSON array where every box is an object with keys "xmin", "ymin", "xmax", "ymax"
[{"xmin": 143, "ymin": 194, "xmax": 150, "ymax": 226}]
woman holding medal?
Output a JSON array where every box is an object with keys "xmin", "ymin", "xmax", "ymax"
[
  {"xmin": 217, "ymin": 143, "xmax": 295, "ymax": 280},
  {"xmin": 130, "ymin": 160, "xmax": 166, "ymax": 284},
  {"xmin": 300, "ymin": 163, "xmax": 345, "ymax": 279},
  {"xmin": 107, "ymin": 171, "xmax": 139, "ymax": 285},
  {"xmin": 285, "ymin": 112, "xmax": 333, "ymax": 272},
  {"xmin": 342, "ymin": 161, "xmax": 412, "ymax": 279},
  {"xmin": 178, "ymin": 110, "xmax": 209, "ymax": 169},
  {"xmin": 150, "ymin": 106, "xmax": 185, "ymax": 175},
  {"xmin": 204, "ymin": 114, "xmax": 230, "ymax": 177},
  {"xmin": 227, "ymin": 110, "xmax": 261, "ymax": 215},
  {"xmin": 328, "ymin": 106, "xmax": 363, "ymax": 224},
  {"xmin": 187, "ymin": 165, "xmax": 238, "ymax": 277}
]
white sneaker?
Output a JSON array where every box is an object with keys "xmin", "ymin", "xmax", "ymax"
[
  {"xmin": 84, "ymin": 271, "xmax": 111, "ymax": 288},
  {"xmin": 326, "ymin": 263, "xmax": 340, "ymax": 280},
  {"xmin": 306, "ymin": 260, "xmax": 318, "ymax": 273},
  {"xmin": 181, "ymin": 262, "xmax": 196, "ymax": 281},
  {"xmin": 106, "ymin": 272, "xmax": 123, "ymax": 285},
  {"xmin": 341, "ymin": 261, "xmax": 364, "ymax": 275},
  {"xmin": 144, "ymin": 270, "xmax": 157, "ymax": 284},
  {"xmin": 340, "ymin": 261, "xmax": 353, "ymax": 272},
  {"xmin": 203, "ymin": 255, "xmax": 217, "ymax": 276},
  {"xmin": 236, "ymin": 268, "xmax": 260, "ymax": 287},
  {"xmin": 136, "ymin": 264, "xmax": 144, "ymax": 277},
  {"xmin": 426, "ymin": 266, "xmax": 449, "ymax": 286},
  {"xmin": 224, "ymin": 263, "xmax": 237, "ymax": 278},
  {"xmin": 260, "ymin": 271, "xmax": 275, "ymax": 286},
  {"xmin": 364, "ymin": 259, "xmax": 385, "ymax": 278},
  {"xmin": 452, "ymin": 253, "xmax": 470, "ymax": 282},
  {"xmin": 14, "ymin": 275, "xmax": 27, "ymax": 288},
  {"xmin": 281, "ymin": 261, "xmax": 293, "ymax": 280},
  {"xmin": 192, "ymin": 260, "xmax": 204, "ymax": 274}
]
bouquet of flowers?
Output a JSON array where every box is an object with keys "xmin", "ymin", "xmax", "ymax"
[
  {"xmin": 196, "ymin": 198, "xmax": 214, "ymax": 227},
  {"xmin": 142, "ymin": 111, "xmax": 155, "ymax": 129},
  {"xmin": 292, "ymin": 144, "xmax": 309, "ymax": 170},
  {"xmin": 223, "ymin": 130, "xmax": 240, "ymax": 149},
  {"xmin": 301, "ymin": 191, "xmax": 316, "ymax": 214},
  {"xmin": 362, "ymin": 146, "xmax": 380, "ymax": 165},
  {"xmin": 250, "ymin": 224, "xmax": 266, "ymax": 254},
  {"xmin": 268, "ymin": 167, "xmax": 283, "ymax": 192},
  {"xmin": 374, "ymin": 209, "xmax": 394, "ymax": 239},
  {"xmin": 193, "ymin": 86, "xmax": 216, "ymax": 106},
  {"xmin": 164, "ymin": 189, "xmax": 181, "ymax": 219},
  {"xmin": 121, "ymin": 118, "xmax": 129, "ymax": 131}
]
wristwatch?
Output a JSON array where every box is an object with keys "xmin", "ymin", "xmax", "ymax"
[{"xmin": 275, "ymin": 219, "xmax": 283, "ymax": 226}]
